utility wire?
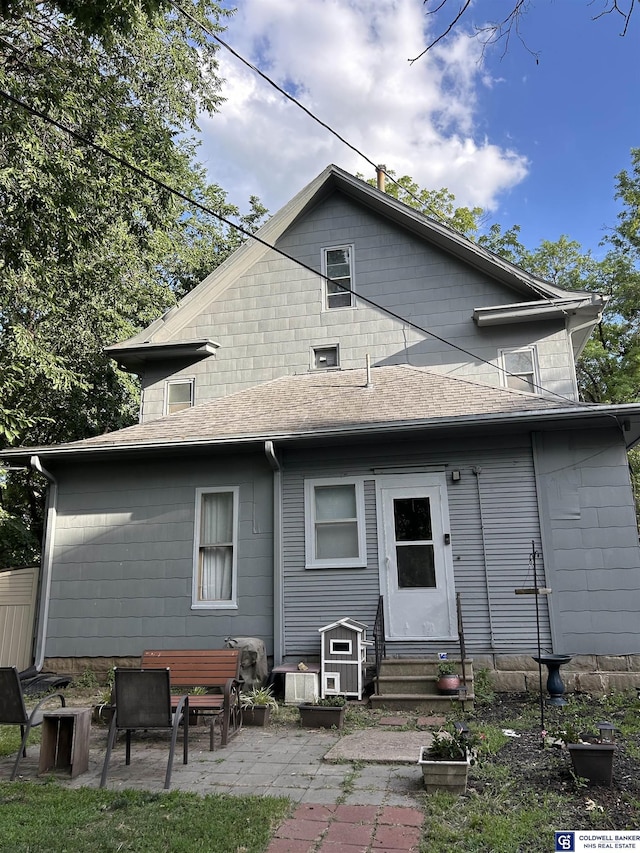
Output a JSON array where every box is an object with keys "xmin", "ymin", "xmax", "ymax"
[
  {"xmin": 0, "ymin": 88, "xmax": 590, "ymax": 407},
  {"xmin": 170, "ymin": 0, "xmax": 571, "ymax": 312}
]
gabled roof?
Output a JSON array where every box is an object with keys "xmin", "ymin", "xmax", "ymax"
[
  {"xmin": 4, "ymin": 365, "xmax": 639, "ymax": 462},
  {"xmin": 106, "ymin": 165, "xmax": 605, "ymax": 368}
]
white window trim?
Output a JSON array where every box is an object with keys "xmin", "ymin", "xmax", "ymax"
[
  {"xmin": 323, "ymin": 672, "xmax": 341, "ymax": 695},
  {"xmin": 321, "ymin": 244, "xmax": 355, "ymax": 310},
  {"xmin": 330, "ymin": 639, "xmax": 353, "ymax": 655},
  {"xmin": 498, "ymin": 346, "xmax": 540, "ymax": 395},
  {"xmin": 311, "ymin": 343, "xmax": 340, "ymax": 370},
  {"xmin": 304, "ymin": 477, "xmax": 367, "ymax": 569},
  {"xmin": 192, "ymin": 486, "xmax": 239, "ymax": 610},
  {"xmin": 164, "ymin": 377, "xmax": 195, "ymax": 415}
]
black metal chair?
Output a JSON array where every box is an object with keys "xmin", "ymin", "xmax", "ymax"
[
  {"xmin": 0, "ymin": 665, "xmax": 66, "ymax": 780},
  {"xmin": 100, "ymin": 668, "xmax": 189, "ymax": 790}
]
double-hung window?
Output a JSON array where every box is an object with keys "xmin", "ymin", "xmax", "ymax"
[
  {"xmin": 322, "ymin": 245, "xmax": 354, "ymax": 309},
  {"xmin": 165, "ymin": 378, "xmax": 194, "ymax": 414},
  {"xmin": 304, "ymin": 478, "xmax": 366, "ymax": 568},
  {"xmin": 192, "ymin": 487, "xmax": 238, "ymax": 608},
  {"xmin": 499, "ymin": 347, "xmax": 540, "ymax": 394}
]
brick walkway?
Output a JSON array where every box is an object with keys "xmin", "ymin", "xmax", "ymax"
[{"xmin": 267, "ymin": 803, "xmax": 423, "ymax": 853}]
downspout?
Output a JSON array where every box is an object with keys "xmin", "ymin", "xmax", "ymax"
[
  {"xmin": 264, "ymin": 441, "xmax": 284, "ymax": 666},
  {"xmin": 473, "ymin": 466, "xmax": 497, "ymax": 649},
  {"xmin": 30, "ymin": 455, "xmax": 57, "ymax": 671}
]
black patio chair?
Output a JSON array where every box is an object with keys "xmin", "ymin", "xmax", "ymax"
[
  {"xmin": 0, "ymin": 665, "xmax": 66, "ymax": 780},
  {"xmin": 100, "ymin": 668, "xmax": 189, "ymax": 790}
]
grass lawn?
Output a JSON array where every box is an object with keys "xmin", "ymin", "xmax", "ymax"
[
  {"xmin": 0, "ymin": 716, "xmax": 290, "ymax": 853},
  {"xmin": 1, "ymin": 675, "xmax": 639, "ymax": 853},
  {"xmin": 0, "ymin": 783, "xmax": 291, "ymax": 853}
]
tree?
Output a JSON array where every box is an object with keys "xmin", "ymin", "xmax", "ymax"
[
  {"xmin": 0, "ymin": 1, "xmax": 268, "ymax": 566},
  {"xmin": 362, "ymin": 170, "xmax": 483, "ymax": 237},
  {"xmin": 0, "ymin": 0, "xmax": 170, "ymax": 37},
  {"xmin": 410, "ymin": 0, "xmax": 637, "ymax": 64}
]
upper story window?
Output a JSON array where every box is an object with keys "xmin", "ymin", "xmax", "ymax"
[
  {"xmin": 192, "ymin": 487, "xmax": 238, "ymax": 609},
  {"xmin": 499, "ymin": 347, "xmax": 540, "ymax": 394},
  {"xmin": 312, "ymin": 345, "xmax": 340, "ymax": 370},
  {"xmin": 165, "ymin": 378, "xmax": 194, "ymax": 415},
  {"xmin": 322, "ymin": 245, "xmax": 354, "ymax": 309},
  {"xmin": 304, "ymin": 478, "xmax": 367, "ymax": 569}
]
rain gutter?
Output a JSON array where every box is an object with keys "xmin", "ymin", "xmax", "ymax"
[{"xmin": 2, "ymin": 403, "xmax": 638, "ymax": 462}]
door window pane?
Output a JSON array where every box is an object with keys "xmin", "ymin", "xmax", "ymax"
[
  {"xmin": 394, "ymin": 498, "xmax": 432, "ymax": 541},
  {"xmin": 396, "ymin": 544, "xmax": 436, "ymax": 588}
]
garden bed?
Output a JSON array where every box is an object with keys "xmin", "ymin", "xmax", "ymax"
[{"xmin": 468, "ymin": 691, "xmax": 640, "ymax": 828}]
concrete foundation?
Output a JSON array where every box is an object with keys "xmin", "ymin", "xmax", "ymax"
[{"xmin": 44, "ymin": 653, "xmax": 640, "ymax": 697}]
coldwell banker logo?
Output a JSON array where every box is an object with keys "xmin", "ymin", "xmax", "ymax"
[{"xmin": 555, "ymin": 832, "xmax": 575, "ymax": 851}]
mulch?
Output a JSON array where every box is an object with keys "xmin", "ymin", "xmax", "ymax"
[{"xmin": 467, "ymin": 692, "xmax": 640, "ymax": 827}]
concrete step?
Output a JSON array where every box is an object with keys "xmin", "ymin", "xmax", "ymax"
[
  {"xmin": 375, "ymin": 675, "xmax": 439, "ymax": 696},
  {"xmin": 378, "ymin": 658, "xmax": 474, "ymax": 677},
  {"xmin": 369, "ymin": 692, "xmax": 475, "ymax": 713}
]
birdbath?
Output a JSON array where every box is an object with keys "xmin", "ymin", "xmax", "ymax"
[{"xmin": 532, "ymin": 654, "xmax": 572, "ymax": 706}]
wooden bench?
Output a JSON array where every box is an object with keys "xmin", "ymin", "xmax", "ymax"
[{"xmin": 141, "ymin": 649, "xmax": 242, "ymax": 749}]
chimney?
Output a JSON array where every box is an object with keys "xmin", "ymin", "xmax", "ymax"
[{"xmin": 376, "ymin": 164, "xmax": 386, "ymax": 192}]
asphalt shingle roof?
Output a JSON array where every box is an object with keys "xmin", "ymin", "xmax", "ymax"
[{"xmin": 55, "ymin": 365, "xmax": 570, "ymax": 451}]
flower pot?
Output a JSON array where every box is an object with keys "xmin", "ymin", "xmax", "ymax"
[
  {"xmin": 418, "ymin": 746, "xmax": 469, "ymax": 794},
  {"xmin": 298, "ymin": 704, "xmax": 346, "ymax": 729},
  {"xmin": 242, "ymin": 705, "xmax": 272, "ymax": 726},
  {"xmin": 437, "ymin": 674, "xmax": 461, "ymax": 695},
  {"xmin": 567, "ymin": 743, "xmax": 615, "ymax": 785},
  {"xmin": 92, "ymin": 703, "xmax": 114, "ymax": 726}
]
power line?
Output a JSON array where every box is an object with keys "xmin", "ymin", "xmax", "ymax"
[
  {"xmin": 0, "ymin": 88, "xmax": 587, "ymax": 407},
  {"xmin": 170, "ymin": 0, "xmax": 571, "ymax": 312}
]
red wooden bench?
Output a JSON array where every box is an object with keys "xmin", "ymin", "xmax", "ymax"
[{"xmin": 141, "ymin": 649, "xmax": 242, "ymax": 749}]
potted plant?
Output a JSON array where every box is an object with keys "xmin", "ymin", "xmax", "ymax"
[
  {"xmin": 418, "ymin": 722, "xmax": 481, "ymax": 794},
  {"xmin": 436, "ymin": 661, "xmax": 461, "ymax": 695},
  {"xmin": 545, "ymin": 719, "xmax": 616, "ymax": 785},
  {"xmin": 299, "ymin": 695, "xmax": 347, "ymax": 729},
  {"xmin": 240, "ymin": 685, "xmax": 278, "ymax": 726},
  {"xmin": 92, "ymin": 667, "xmax": 115, "ymax": 725}
]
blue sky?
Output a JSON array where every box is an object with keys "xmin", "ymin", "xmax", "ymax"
[{"xmin": 200, "ymin": 1, "xmax": 639, "ymax": 258}]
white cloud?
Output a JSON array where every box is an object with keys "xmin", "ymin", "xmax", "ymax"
[{"xmin": 199, "ymin": 0, "xmax": 528, "ymax": 215}]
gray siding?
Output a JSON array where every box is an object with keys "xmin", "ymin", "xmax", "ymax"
[
  {"xmin": 281, "ymin": 434, "xmax": 551, "ymax": 660},
  {"xmin": 47, "ymin": 453, "xmax": 274, "ymax": 657},
  {"xmin": 534, "ymin": 429, "xmax": 640, "ymax": 655},
  {"xmin": 140, "ymin": 193, "xmax": 577, "ymax": 421}
]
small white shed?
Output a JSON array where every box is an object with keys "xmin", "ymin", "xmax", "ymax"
[{"xmin": 319, "ymin": 618, "xmax": 372, "ymax": 700}]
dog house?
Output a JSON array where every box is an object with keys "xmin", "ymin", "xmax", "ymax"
[{"xmin": 319, "ymin": 618, "xmax": 372, "ymax": 700}]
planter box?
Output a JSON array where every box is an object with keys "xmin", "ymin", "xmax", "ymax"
[
  {"xmin": 242, "ymin": 705, "xmax": 272, "ymax": 727},
  {"xmin": 568, "ymin": 743, "xmax": 615, "ymax": 785},
  {"xmin": 418, "ymin": 746, "xmax": 469, "ymax": 794},
  {"xmin": 299, "ymin": 704, "xmax": 346, "ymax": 729}
]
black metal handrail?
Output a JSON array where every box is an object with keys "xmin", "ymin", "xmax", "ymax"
[{"xmin": 373, "ymin": 595, "xmax": 386, "ymax": 689}]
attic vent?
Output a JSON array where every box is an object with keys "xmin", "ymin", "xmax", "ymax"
[{"xmin": 312, "ymin": 345, "xmax": 339, "ymax": 370}]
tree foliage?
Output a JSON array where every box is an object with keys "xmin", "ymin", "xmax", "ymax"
[
  {"xmin": 0, "ymin": 0, "xmax": 268, "ymax": 566},
  {"xmin": 362, "ymin": 170, "xmax": 484, "ymax": 237}
]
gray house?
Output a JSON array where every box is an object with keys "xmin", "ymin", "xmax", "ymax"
[{"xmin": 3, "ymin": 165, "xmax": 640, "ymax": 691}]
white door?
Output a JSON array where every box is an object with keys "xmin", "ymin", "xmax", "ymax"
[{"xmin": 377, "ymin": 474, "xmax": 456, "ymax": 640}]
